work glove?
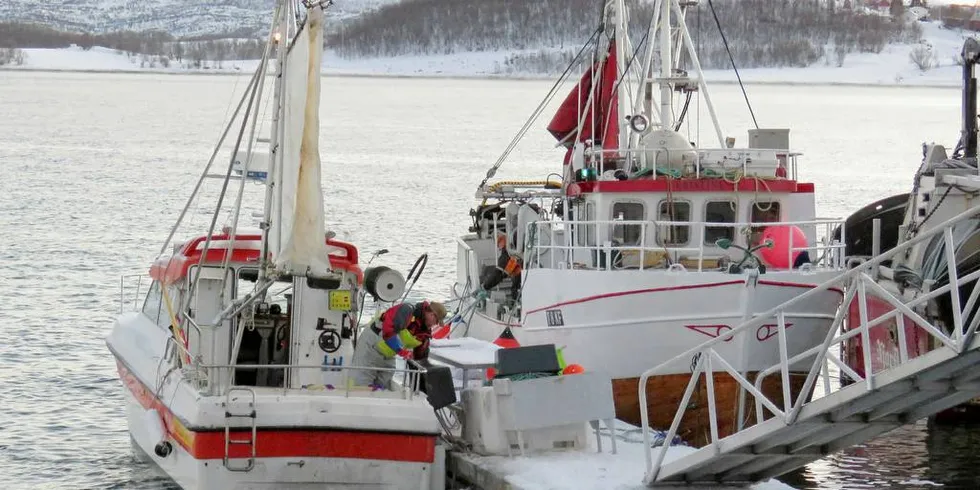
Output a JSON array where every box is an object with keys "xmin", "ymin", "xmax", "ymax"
[
  {"xmin": 375, "ymin": 335, "xmax": 403, "ymax": 359},
  {"xmin": 397, "ymin": 329, "xmax": 423, "ymax": 349}
]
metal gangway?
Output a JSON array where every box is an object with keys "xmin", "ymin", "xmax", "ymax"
[{"xmin": 639, "ymin": 204, "xmax": 980, "ymax": 486}]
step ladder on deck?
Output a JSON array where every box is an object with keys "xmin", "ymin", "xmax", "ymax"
[
  {"xmin": 639, "ymin": 204, "xmax": 980, "ymax": 487},
  {"xmin": 223, "ymin": 387, "xmax": 257, "ymax": 472}
]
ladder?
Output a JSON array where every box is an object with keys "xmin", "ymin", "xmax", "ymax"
[
  {"xmin": 639, "ymin": 204, "xmax": 980, "ymax": 486},
  {"xmin": 223, "ymin": 387, "xmax": 257, "ymax": 472}
]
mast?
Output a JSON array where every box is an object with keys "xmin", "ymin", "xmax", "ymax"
[
  {"xmin": 260, "ymin": 0, "xmax": 289, "ymax": 284},
  {"xmin": 657, "ymin": 0, "xmax": 673, "ymax": 129},
  {"xmin": 628, "ymin": 0, "xmax": 725, "ymax": 147},
  {"xmin": 615, "ymin": 0, "xmax": 629, "ymax": 152}
]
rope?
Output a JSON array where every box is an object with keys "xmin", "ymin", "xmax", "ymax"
[
  {"xmin": 485, "ymin": 180, "xmax": 563, "ymax": 194},
  {"xmin": 160, "ymin": 284, "xmax": 191, "ymax": 366}
]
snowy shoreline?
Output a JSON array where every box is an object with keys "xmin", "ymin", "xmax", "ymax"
[
  {"xmin": 1, "ymin": 20, "xmax": 973, "ymax": 89},
  {"xmin": 1, "ymin": 64, "xmax": 964, "ymax": 89}
]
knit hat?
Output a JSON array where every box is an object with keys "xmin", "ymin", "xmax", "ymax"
[{"xmin": 428, "ymin": 301, "xmax": 447, "ymax": 323}]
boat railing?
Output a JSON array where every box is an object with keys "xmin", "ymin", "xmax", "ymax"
[
  {"xmin": 526, "ymin": 218, "xmax": 846, "ymax": 273},
  {"xmin": 118, "ymin": 273, "xmax": 147, "ymax": 313},
  {"xmin": 163, "ymin": 335, "xmax": 428, "ymax": 401},
  {"xmin": 455, "ymin": 237, "xmax": 482, "ymax": 297},
  {"xmin": 583, "ymin": 145, "xmax": 800, "ymax": 181},
  {"xmin": 637, "ymin": 203, "xmax": 980, "ymax": 485}
]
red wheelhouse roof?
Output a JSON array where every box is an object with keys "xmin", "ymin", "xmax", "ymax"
[{"xmin": 149, "ymin": 234, "xmax": 362, "ymax": 285}]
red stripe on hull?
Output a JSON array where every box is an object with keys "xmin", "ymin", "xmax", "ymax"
[
  {"xmin": 757, "ymin": 280, "xmax": 844, "ymax": 296},
  {"xmin": 115, "ymin": 360, "xmax": 435, "ymax": 463},
  {"xmin": 525, "ymin": 280, "xmax": 745, "ymax": 316},
  {"xmin": 191, "ymin": 430, "xmax": 435, "ymax": 461},
  {"xmin": 525, "ymin": 279, "xmax": 838, "ymax": 316}
]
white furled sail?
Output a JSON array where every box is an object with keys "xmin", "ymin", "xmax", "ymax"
[{"xmin": 273, "ymin": 3, "xmax": 331, "ymax": 277}]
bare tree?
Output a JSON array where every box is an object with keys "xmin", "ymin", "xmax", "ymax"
[
  {"xmin": 909, "ymin": 44, "xmax": 935, "ymax": 71},
  {"xmin": 890, "ymin": 0, "xmax": 905, "ymax": 18},
  {"xmin": 0, "ymin": 47, "xmax": 26, "ymax": 66},
  {"xmin": 327, "ymin": 0, "xmax": 920, "ymax": 72}
]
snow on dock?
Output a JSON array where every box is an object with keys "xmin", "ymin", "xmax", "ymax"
[{"xmin": 446, "ymin": 420, "xmax": 794, "ymax": 490}]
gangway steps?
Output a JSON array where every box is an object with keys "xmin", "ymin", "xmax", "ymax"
[{"xmin": 650, "ymin": 342, "xmax": 980, "ymax": 486}]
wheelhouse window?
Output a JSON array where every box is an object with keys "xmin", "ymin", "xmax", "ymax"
[
  {"xmin": 142, "ymin": 280, "xmax": 163, "ymax": 325},
  {"xmin": 749, "ymin": 201, "xmax": 781, "ymax": 245},
  {"xmin": 751, "ymin": 201, "xmax": 780, "ymax": 223},
  {"xmin": 657, "ymin": 200, "xmax": 691, "ymax": 245},
  {"xmin": 577, "ymin": 202, "xmax": 597, "ymax": 247},
  {"xmin": 611, "ymin": 201, "xmax": 645, "ymax": 246},
  {"xmin": 705, "ymin": 201, "xmax": 736, "ymax": 245}
]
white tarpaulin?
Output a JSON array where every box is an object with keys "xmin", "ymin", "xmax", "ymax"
[{"xmin": 273, "ymin": 4, "xmax": 331, "ymax": 277}]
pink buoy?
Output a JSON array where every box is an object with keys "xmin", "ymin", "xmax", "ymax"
[{"xmin": 758, "ymin": 225, "xmax": 807, "ymax": 269}]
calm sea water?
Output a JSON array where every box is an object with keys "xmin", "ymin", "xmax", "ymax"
[{"xmin": 1, "ymin": 70, "xmax": 978, "ymax": 489}]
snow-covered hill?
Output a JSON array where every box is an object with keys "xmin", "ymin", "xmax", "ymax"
[
  {"xmin": 3, "ymin": 20, "xmax": 977, "ymax": 87},
  {"xmin": 0, "ymin": 0, "xmax": 395, "ymax": 37}
]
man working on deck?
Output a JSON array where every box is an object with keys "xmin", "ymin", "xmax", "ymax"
[
  {"xmin": 350, "ymin": 300, "xmax": 447, "ymax": 389},
  {"xmin": 480, "ymin": 233, "xmax": 523, "ymax": 294}
]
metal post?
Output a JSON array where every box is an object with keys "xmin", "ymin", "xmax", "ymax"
[
  {"xmin": 872, "ymin": 218, "xmax": 881, "ymax": 280},
  {"xmin": 944, "ymin": 227, "xmax": 965, "ymax": 341}
]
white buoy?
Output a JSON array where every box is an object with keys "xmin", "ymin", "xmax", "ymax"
[
  {"xmin": 142, "ymin": 408, "xmax": 173, "ymax": 458},
  {"xmin": 364, "ymin": 266, "xmax": 406, "ymax": 302}
]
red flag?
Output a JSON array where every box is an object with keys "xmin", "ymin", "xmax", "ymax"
[{"xmin": 546, "ymin": 40, "xmax": 619, "ymax": 157}]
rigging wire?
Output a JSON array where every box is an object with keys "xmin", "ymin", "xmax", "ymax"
[
  {"xmin": 476, "ymin": 25, "xmax": 604, "ymax": 192},
  {"xmin": 706, "ymin": 0, "xmax": 758, "ymax": 129},
  {"xmin": 180, "ymin": 9, "xmax": 279, "ymax": 316},
  {"xmin": 157, "ymin": 67, "xmax": 262, "ymax": 258}
]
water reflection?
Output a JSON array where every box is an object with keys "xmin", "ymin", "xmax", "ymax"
[{"xmin": 781, "ymin": 419, "xmax": 980, "ymax": 489}]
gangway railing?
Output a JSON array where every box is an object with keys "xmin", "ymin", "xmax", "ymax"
[{"xmin": 638, "ymin": 204, "xmax": 980, "ymax": 486}]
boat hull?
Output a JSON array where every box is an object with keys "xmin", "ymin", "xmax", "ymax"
[
  {"xmin": 842, "ymin": 292, "xmax": 930, "ymax": 382},
  {"xmin": 612, "ymin": 371, "xmax": 809, "ymax": 447},
  {"xmin": 840, "ymin": 285, "xmax": 980, "ymax": 424},
  {"xmin": 109, "ymin": 312, "xmax": 443, "ymax": 490}
]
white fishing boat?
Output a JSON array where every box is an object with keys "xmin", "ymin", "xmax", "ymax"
[
  {"xmin": 450, "ymin": 0, "xmax": 847, "ymax": 445},
  {"xmin": 106, "ymin": 2, "xmax": 444, "ymax": 488}
]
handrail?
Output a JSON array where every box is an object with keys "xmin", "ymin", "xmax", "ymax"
[
  {"xmin": 638, "ymin": 203, "xmax": 980, "ymax": 484},
  {"xmin": 158, "ymin": 328, "xmax": 429, "ymax": 402},
  {"xmin": 528, "ymin": 218, "xmax": 845, "ymax": 272},
  {"xmin": 455, "ymin": 236, "xmax": 482, "ymax": 292},
  {"xmin": 200, "ymin": 362, "xmax": 428, "ymax": 401},
  {"xmin": 583, "ymin": 145, "xmax": 801, "ymax": 181},
  {"xmin": 119, "ymin": 274, "xmax": 147, "ymax": 313},
  {"xmin": 180, "ymin": 311, "xmax": 205, "ymax": 357}
]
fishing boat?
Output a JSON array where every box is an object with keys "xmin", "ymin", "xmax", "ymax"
[
  {"xmin": 449, "ymin": 0, "xmax": 847, "ymax": 445},
  {"xmin": 106, "ymin": 1, "xmax": 444, "ymax": 488},
  {"xmin": 840, "ymin": 38, "xmax": 980, "ymax": 421}
]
